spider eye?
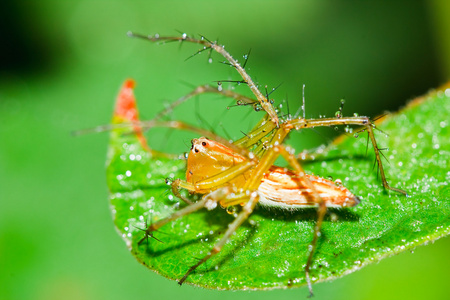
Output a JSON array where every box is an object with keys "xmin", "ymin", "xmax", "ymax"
[
  {"xmin": 194, "ymin": 148, "xmax": 199, "ymax": 153},
  {"xmin": 202, "ymin": 141, "xmax": 207, "ymax": 146}
]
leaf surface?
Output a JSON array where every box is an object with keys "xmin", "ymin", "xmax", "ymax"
[{"xmin": 107, "ymin": 80, "xmax": 450, "ymax": 290}]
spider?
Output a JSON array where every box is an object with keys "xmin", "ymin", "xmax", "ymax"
[{"xmin": 122, "ymin": 33, "xmax": 407, "ymax": 297}]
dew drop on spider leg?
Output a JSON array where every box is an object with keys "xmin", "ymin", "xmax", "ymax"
[
  {"xmin": 217, "ymin": 81, "xmax": 223, "ymax": 92},
  {"xmin": 226, "ymin": 206, "xmax": 237, "ymax": 214}
]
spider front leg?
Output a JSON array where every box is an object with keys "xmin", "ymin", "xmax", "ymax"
[{"xmin": 128, "ymin": 32, "xmax": 279, "ymax": 125}]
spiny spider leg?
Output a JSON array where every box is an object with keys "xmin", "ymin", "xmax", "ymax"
[
  {"xmin": 138, "ymin": 186, "xmax": 234, "ymax": 246},
  {"xmin": 287, "ymin": 117, "xmax": 408, "ymax": 195},
  {"xmin": 177, "ymin": 193, "xmax": 259, "ymax": 285},
  {"xmin": 127, "ymin": 32, "xmax": 279, "ymax": 126},
  {"xmin": 77, "ymin": 118, "xmax": 251, "ymax": 158},
  {"xmin": 154, "ymin": 84, "xmax": 259, "ymax": 121},
  {"xmin": 271, "ymin": 144, "xmax": 328, "ymax": 298}
]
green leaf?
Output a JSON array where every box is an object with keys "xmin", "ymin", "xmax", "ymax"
[{"xmin": 107, "ymin": 81, "xmax": 450, "ymax": 290}]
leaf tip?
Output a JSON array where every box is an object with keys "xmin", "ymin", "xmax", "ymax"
[{"xmin": 114, "ymin": 79, "xmax": 139, "ymax": 123}]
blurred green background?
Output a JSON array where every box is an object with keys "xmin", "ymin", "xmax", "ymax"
[{"xmin": 1, "ymin": 1, "xmax": 450, "ymax": 300}]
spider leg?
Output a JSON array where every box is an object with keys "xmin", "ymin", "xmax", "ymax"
[
  {"xmin": 170, "ymin": 178, "xmax": 193, "ymax": 205},
  {"xmin": 154, "ymin": 84, "xmax": 259, "ymax": 121},
  {"xmin": 128, "ymin": 32, "xmax": 279, "ymax": 125},
  {"xmin": 274, "ymin": 145, "xmax": 325, "ymax": 297},
  {"xmin": 178, "ymin": 192, "xmax": 259, "ymax": 285},
  {"xmin": 138, "ymin": 187, "xmax": 231, "ymax": 245},
  {"xmin": 288, "ymin": 116, "xmax": 407, "ymax": 195}
]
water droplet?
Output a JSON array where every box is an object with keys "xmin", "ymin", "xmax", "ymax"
[
  {"xmin": 226, "ymin": 206, "xmax": 236, "ymax": 214},
  {"xmin": 445, "ymin": 88, "xmax": 450, "ymax": 97}
]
